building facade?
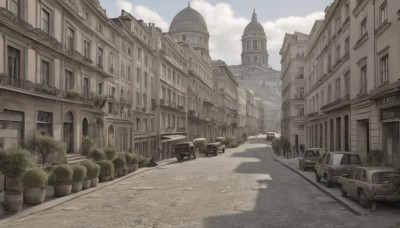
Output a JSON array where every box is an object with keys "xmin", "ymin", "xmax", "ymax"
[{"xmin": 280, "ymin": 32, "xmax": 308, "ymax": 154}]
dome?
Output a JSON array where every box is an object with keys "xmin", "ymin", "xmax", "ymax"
[
  {"xmin": 169, "ymin": 5, "xmax": 208, "ymax": 34},
  {"xmin": 243, "ymin": 10, "xmax": 265, "ymax": 36}
]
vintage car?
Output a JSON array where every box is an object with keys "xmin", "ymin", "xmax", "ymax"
[
  {"xmin": 205, "ymin": 142, "xmax": 225, "ymax": 156},
  {"xmin": 298, "ymin": 148, "xmax": 326, "ymax": 171},
  {"xmin": 314, "ymin": 151, "xmax": 362, "ymax": 188},
  {"xmin": 338, "ymin": 167, "xmax": 400, "ymax": 210},
  {"xmin": 215, "ymin": 137, "xmax": 226, "ymax": 151},
  {"xmin": 266, "ymin": 132, "xmax": 275, "ymax": 141},
  {"xmin": 174, "ymin": 142, "xmax": 196, "ymax": 162}
]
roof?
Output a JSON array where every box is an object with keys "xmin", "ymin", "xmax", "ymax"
[
  {"xmin": 243, "ymin": 10, "xmax": 265, "ymax": 36},
  {"xmin": 169, "ymin": 5, "xmax": 208, "ymax": 33}
]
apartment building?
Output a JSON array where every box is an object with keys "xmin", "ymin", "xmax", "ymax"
[
  {"xmin": 280, "ymin": 32, "xmax": 308, "ymax": 153},
  {"xmin": 245, "ymin": 90, "xmax": 258, "ymax": 136}
]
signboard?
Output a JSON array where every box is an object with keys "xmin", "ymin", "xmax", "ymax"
[
  {"xmin": 381, "ymin": 107, "xmax": 400, "ymax": 121},
  {"xmin": 376, "ymin": 93, "xmax": 400, "ymax": 106}
]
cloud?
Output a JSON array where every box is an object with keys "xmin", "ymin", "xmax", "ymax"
[
  {"xmin": 116, "ymin": 0, "xmax": 325, "ymax": 70},
  {"xmin": 117, "ymin": 0, "xmax": 169, "ymax": 31}
]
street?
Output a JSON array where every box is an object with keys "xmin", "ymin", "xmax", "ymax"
[{"xmin": 2, "ymin": 137, "xmax": 385, "ymax": 228}]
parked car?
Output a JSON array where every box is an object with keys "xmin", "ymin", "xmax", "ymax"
[
  {"xmin": 205, "ymin": 142, "xmax": 225, "ymax": 156},
  {"xmin": 314, "ymin": 152, "xmax": 362, "ymax": 188},
  {"xmin": 298, "ymin": 148, "xmax": 326, "ymax": 171},
  {"xmin": 266, "ymin": 132, "xmax": 275, "ymax": 141},
  {"xmin": 215, "ymin": 137, "xmax": 226, "ymax": 151},
  {"xmin": 338, "ymin": 167, "xmax": 400, "ymax": 210},
  {"xmin": 174, "ymin": 142, "xmax": 196, "ymax": 162}
]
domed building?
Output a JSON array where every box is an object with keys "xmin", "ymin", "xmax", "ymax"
[
  {"xmin": 241, "ymin": 10, "xmax": 269, "ymax": 67},
  {"xmin": 169, "ymin": 3, "xmax": 210, "ymax": 54}
]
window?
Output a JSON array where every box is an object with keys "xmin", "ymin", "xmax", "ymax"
[
  {"xmin": 344, "ymin": 37, "xmax": 350, "ymax": 56},
  {"xmin": 137, "ymin": 47, "xmax": 142, "ymax": 60},
  {"xmin": 361, "ymin": 18, "xmax": 367, "ymax": 37},
  {"xmin": 84, "ymin": 40, "xmax": 90, "ymax": 59},
  {"xmin": 97, "ymin": 20, "xmax": 103, "ymax": 33},
  {"xmin": 98, "ymin": 82, "xmax": 103, "ymax": 95},
  {"xmin": 37, "ymin": 111, "xmax": 53, "ymax": 136},
  {"xmin": 8, "ymin": 46, "xmax": 20, "ymax": 86},
  {"xmin": 67, "ymin": 27, "xmax": 74, "ymax": 51},
  {"xmin": 335, "ymin": 78, "xmax": 341, "ymax": 100},
  {"xmin": 41, "ymin": 60, "xmax": 50, "ymax": 85},
  {"xmin": 297, "ymin": 46, "xmax": 304, "ymax": 57},
  {"xmin": 83, "ymin": 77, "xmax": 89, "ymax": 98},
  {"xmin": 65, "ymin": 70, "xmax": 74, "ymax": 91},
  {"xmin": 144, "ymin": 72, "xmax": 148, "ymax": 88},
  {"xmin": 335, "ymin": 16, "xmax": 341, "ymax": 34},
  {"xmin": 344, "ymin": 2, "xmax": 350, "ymax": 20},
  {"xmin": 344, "ymin": 71, "xmax": 350, "ymax": 98},
  {"xmin": 327, "ymin": 84, "xmax": 332, "ymax": 103},
  {"xmin": 298, "ymin": 66, "xmax": 304, "ymax": 79},
  {"xmin": 109, "ymin": 52, "xmax": 115, "ymax": 73},
  {"xmin": 360, "ymin": 65, "xmax": 367, "ymax": 94},
  {"xmin": 335, "ymin": 45, "xmax": 341, "ymax": 64},
  {"xmin": 144, "ymin": 55, "xmax": 148, "ymax": 67},
  {"xmin": 97, "ymin": 47, "xmax": 103, "ymax": 66},
  {"xmin": 41, "ymin": 9, "xmax": 50, "ymax": 34},
  {"xmin": 253, "ymin": 40, "xmax": 257, "ymax": 50},
  {"xmin": 380, "ymin": 55, "xmax": 389, "ymax": 85},
  {"xmin": 379, "ymin": 1, "xmax": 387, "ymax": 26},
  {"xmin": 136, "ymin": 68, "xmax": 141, "ymax": 83},
  {"xmin": 9, "ymin": 0, "xmax": 21, "ymax": 16}
]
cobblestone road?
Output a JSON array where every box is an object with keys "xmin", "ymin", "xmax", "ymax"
[{"xmin": 2, "ymin": 137, "xmax": 394, "ymax": 227}]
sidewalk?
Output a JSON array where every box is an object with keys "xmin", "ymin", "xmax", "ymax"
[
  {"xmin": 0, "ymin": 157, "xmax": 177, "ymax": 226},
  {"xmin": 272, "ymin": 153, "xmax": 367, "ymax": 216}
]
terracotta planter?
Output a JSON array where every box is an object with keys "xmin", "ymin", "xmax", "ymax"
[
  {"xmin": 23, "ymin": 187, "xmax": 46, "ymax": 205},
  {"xmin": 99, "ymin": 176, "xmax": 110, "ymax": 183},
  {"xmin": 45, "ymin": 185, "xmax": 55, "ymax": 198},
  {"xmin": 72, "ymin": 181, "xmax": 82, "ymax": 193},
  {"xmin": 90, "ymin": 178, "xmax": 99, "ymax": 187},
  {"xmin": 54, "ymin": 184, "xmax": 72, "ymax": 197},
  {"xmin": 128, "ymin": 164, "xmax": 134, "ymax": 173},
  {"xmin": 3, "ymin": 192, "xmax": 23, "ymax": 212},
  {"xmin": 133, "ymin": 164, "xmax": 139, "ymax": 172},
  {"xmin": 82, "ymin": 179, "xmax": 91, "ymax": 190}
]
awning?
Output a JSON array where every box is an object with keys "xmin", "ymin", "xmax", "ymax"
[{"xmin": 161, "ymin": 134, "xmax": 187, "ymax": 142}]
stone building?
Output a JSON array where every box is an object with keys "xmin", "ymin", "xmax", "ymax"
[
  {"xmin": 229, "ymin": 10, "xmax": 281, "ymax": 133},
  {"xmin": 246, "ymin": 90, "xmax": 259, "ymax": 136},
  {"xmin": 280, "ymin": 32, "xmax": 308, "ymax": 154}
]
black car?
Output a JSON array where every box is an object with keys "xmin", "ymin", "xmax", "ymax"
[
  {"xmin": 174, "ymin": 142, "xmax": 196, "ymax": 162},
  {"xmin": 205, "ymin": 142, "xmax": 224, "ymax": 156}
]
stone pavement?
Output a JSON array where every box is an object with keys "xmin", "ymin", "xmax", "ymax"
[
  {"xmin": 0, "ymin": 157, "xmax": 177, "ymax": 226},
  {"xmin": 272, "ymin": 151, "xmax": 400, "ymax": 224}
]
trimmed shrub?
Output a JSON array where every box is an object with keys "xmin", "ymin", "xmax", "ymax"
[
  {"xmin": 0, "ymin": 147, "xmax": 34, "ymax": 182},
  {"xmin": 112, "ymin": 157, "xmax": 126, "ymax": 170},
  {"xmin": 71, "ymin": 164, "xmax": 87, "ymax": 182},
  {"xmin": 272, "ymin": 138, "xmax": 282, "ymax": 155},
  {"xmin": 104, "ymin": 147, "xmax": 117, "ymax": 160},
  {"xmin": 97, "ymin": 160, "xmax": 114, "ymax": 177},
  {"xmin": 90, "ymin": 163, "xmax": 100, "ymax": 178},
  {"xmin": 80, "ymin": 160, "xmax": 93, "ymax": 180},
  {"xmin": 194, "ymin": 140, "xmax": 206, "ymax": 153},
  {"xmin": 30, "ymin": 135, "xmax": 67, "ymax": 170},
  {"xmin": 21, "ymin": 168, "xmax": 48, "ymax": 188},
  {"xmin": 131, "ymin": 154, "xmax": 139, "ymax": 164},
  {"xmin": 124, "ymin": 153, "xmax": 133, "ymax": 165},
  {"xmin": 89, "ymin": 148, "xmax": 106, "ymax": 161},
  {"xmin": 53, "ymin": 165, "xmax": 73, "ymax": 184}
]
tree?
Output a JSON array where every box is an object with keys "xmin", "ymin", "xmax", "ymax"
[{"xmin": 31, "ymin": 135, "xmax": 67, "ymax": 170}]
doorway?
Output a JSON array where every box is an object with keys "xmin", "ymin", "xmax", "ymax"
[
  {"xmin": 63, "ymin": 112, "xmax": 74, "ymax": 153},
  {"xmin": 383, "ymin": 122, "xmax": 400, "ymax": 167}
]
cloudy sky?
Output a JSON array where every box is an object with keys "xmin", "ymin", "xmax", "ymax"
[{"xmin": 99, "ymin": 0, "xmax": 333, "ymax": 70}]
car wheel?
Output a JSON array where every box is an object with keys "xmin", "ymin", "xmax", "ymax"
[
  {"xmin": 215, "ymin": 151, "xmax": 218, "ymax": 156},
  {"xmin": 315, "ymin": 172, "xmax": 321, "ymax": 182},
  {"xmin": 325, "ymin": 174, "xmax": 333, "ymax": 188},
  {"xmin": 339, "ymin": 184, "xmax": 347, "ymax": 197},
  {"xmin": 358, "ymin": 189, "xmax": 369, "ymax": 208},
  {"xmin": 187, "ymin": 154, "xmax": 191, "ymax": 160}
]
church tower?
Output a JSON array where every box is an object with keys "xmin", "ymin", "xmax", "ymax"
[{"xmin": 241, "ymin": 10, "xmax": 269, "ymax": 67}]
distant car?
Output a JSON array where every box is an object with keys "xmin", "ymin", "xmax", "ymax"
[
  {"xmin": 338, "ymin": 167, "xmax": 400, "ymax": 210},
  {"xmin": 174, "ymin": 142, "xmax": 196, "ymax": 162},
  {"xmin": 298, "ymin": 148, "xmax": 326, "ymax": 171},
  {"xmin": 314, "ymin": 152, "xmax": 362, "ymax": 188},
  {"xmin": 266, "ymin": 132, "xmax": 275, "ymax": 141},
  {"xmin": 205, "ymin": 142, "xmax": 225, "ymax": 156},
  {"xmin": 215, "ymin": 137, "xmax": 226, "ymax": 151}
]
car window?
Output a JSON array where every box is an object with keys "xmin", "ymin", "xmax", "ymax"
[
  {"xmin": 305, "ymin": 151, "xmax": 313, "ymax": 157},
  {"xmin": 325, "ymin": 154, "xmax": 331, "ymax": 164},
  {"xmin": 315, "ymin": 151, "xmax": 320, "ymax": 157},
  {"xmin": 348, "ymin": 170, "xmax": 356, "ymax": 179},
  {"xmin": 372, "ymin": 172, "xmax": 393, "ymax": 184},
  {"xmin": 355, "ymin": 169, "xmax": 362, "ymax": 180}
]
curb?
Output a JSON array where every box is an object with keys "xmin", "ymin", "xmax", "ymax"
[
  {"xmin": 269, "ymin": 149, "xmax": 366, "ymax": 216},
  {"xmin": 0, "ymin": 159, "xmax": 177, "ymax": 226}
]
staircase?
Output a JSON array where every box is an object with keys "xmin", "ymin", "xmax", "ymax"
[{"xmin": 67, "ymin": 153, "xmax": 88, "ymax": 165}]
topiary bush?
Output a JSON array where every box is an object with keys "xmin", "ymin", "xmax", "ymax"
[
  {"xmin": 21, "ymin": 168, "xmax": 49, "ymax": 188},
  {"xmin": 30, "ymin": 135, "xmax": 67, "ymax": 170},
  {"xmin": 80, "ymin": 160, "xmax": 93, "ymax": 180},
  {"xmin": 131, "ymin": 154, "xmax": 139, "ymax": 164},
  {"xmin": 90, "ymin": 162, "xmax": 100, "ymax": 179},
  {"xmin": 124, "ymin": 153, "xmax": 133, "ymax": 165},
  {"xmin": 97, "ymin": 160, "xmax": 114, "ymax": 177},
  {"xmin": 194, "ymin": 140, "xmax": 206, "ymax": 153},
  {"xmin": 104, "ymin": 147, "xmax": 117, "ymax": 160},
  {"xmin": 53, "ymin": 164, "xmax": 73, "ymax": 185},
  {"xmin": 89, "ymin": 148, "xmax": 106, "ymax": 161},
  {"xmin": 71, "ymin": 164, "xmax": 87, "ymax": 182},
  {"xmin": 272, "ymin": 138, "xmax": 282, "ymax": 155},
  {"xmin": 112, "ymin": 157, "xmax": 126, "ymax": 170}
]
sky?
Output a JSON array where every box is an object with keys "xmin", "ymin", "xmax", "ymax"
[{"xmin": 99, "ymin": 0, "xmax": 334, "ymax": 70}]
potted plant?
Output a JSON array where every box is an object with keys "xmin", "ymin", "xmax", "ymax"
[
  {"xmin": 21, "ymin": 168, "xmax": 48, "ymax": 205},
  {"xmin": 137, "ymin": 155, "xmax": 146, "ymax": 168},
  {"xmin": 31, "ymin": 135, "xmax": 67, "ymax": 171},
  {"xmin": 82, "ymin": 136, "xmax": 95, "ymax": 156},
  {"xmin": 125, "ymin": 153, "xmax": 134, "ymax": 173},
  {"xmin": 53, "ymin": 165, "xmax": 73, "ymax": 197},
  {"xmin": 80, "ymin": 160, "xmax": 92, "ymax": 189},
  {"xmin": 88, "ymin": 148, "xmax": 106, "ymax": 161},
  {"xmin": 112, "ymin": 156, "xmax": 126, "ymax": 177},
  {"xmin": 132, "ymin": 154, "xmax": 139, "ymax": 171},
  {"xmin": 0, "ymin": 147, "xmax": 33, "ymax": 212},
  {"xmin": 97, "ymin": 160, "xmax": 114, "ymax": 182},
  {"xmin": 71, "ymin": 164, "xmax": 87, "ymax": 193},
  {"xmin": 89, "ymin": 162, "xmax": 100, "ymax": 187},
  {"xmin": 104, "ymin": 147, "xmax": 117, "ymax": 160}
]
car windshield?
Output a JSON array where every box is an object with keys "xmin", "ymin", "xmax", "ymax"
[
  {"xmin": 332, "ymin": 154, "xmax": 361, "ymax": 165},
  {"xmin": 371, "ymin": 172, "xmax": 393, "ymax": 184},
  {"xmin": 305, "ymin": 150, "xmax": 320, "ymax": 157}
]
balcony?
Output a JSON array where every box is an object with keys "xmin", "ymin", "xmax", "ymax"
[
  {"xmin": 97, "ymin": 63, "xmax": 103, "ymax": 70},
  {"xmin": 177, "ymin": 105, "xmax": 185, "ymax": 111},
  {"xmin": 0, "ymin": 75, "xmax": 35, "ymax": 91},
  {"xmin": 0, "ymin": 7, "xmax": 33, "ymax": 31},
  {"xmin": 177, "ymin": 127, "xmax": 186, "ymax": 132},
  {"xmin": 34, "ymin": 83, "xmax": 60, "ymax": 96},
  {"xmin": 321, "ymin": 95, "xmax": 350, "ymax": 112},
  {"xmin": 307, "ymin": 112, "xmax": 318, "ymax": 118},
  {"xmin": 188, "ymin": 110, "xmax": 198, "ymax": 119}
]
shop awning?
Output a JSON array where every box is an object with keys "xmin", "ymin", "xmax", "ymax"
[{"xmin": 161, "ymin": 134, "xmax": 187, "ymax": 142}]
